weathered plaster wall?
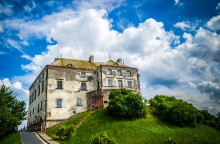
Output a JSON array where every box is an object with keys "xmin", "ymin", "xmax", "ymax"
[{"xmin": 46, "ymin": 66, "xmax": 95, "ymax": 127}]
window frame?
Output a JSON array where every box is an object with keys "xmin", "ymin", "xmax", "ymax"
[
  {"xmin": 81, "ymin": 82, "xmax": 87, "ymax": 91},
  {"xmin": 107, "ymin": 69, "xmax": 112, "ymax": 75},
  {"xmin": 57, "ymin": 81, "xmax": 63, "ymax": 89},
  {"xmin": 38, "ymin": 85, "xmax": 40, "ymax": 96},
  {"xmin": 76, "ymin": 98, "xmax": 83, "ymax": 106},
  {"xmin": 118, "ymin": 80, "xmax": 123, "ymax": 88},
  {"xmin": 127, "ymin": 81, "xmax": 133, "ymax": 88},
  {"xmin": 41, "ymin": 81, "xmax": 44, "ymax": 92},
  {"xmin": 117, "ymin": 70, "xmax": 122, "ymax": 76},
  {"xmin": 126, "ymin": 71, "xmax": 131, "ymax": 77},
  {"xmin": 81, "ymin": 72, "xmax": 86, "ymax": 78},
  {"xmin": 56, "ymin": 99, "xmax": 62, "ymax": 108},
  {"xmin": 108, "ymin": 79, "xmax": 113, "ymax": 86}
]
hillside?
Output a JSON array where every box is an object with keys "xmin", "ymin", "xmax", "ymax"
[{"xmin": 46, "ymin": 107, "xmax": 220, "ymax": 144}]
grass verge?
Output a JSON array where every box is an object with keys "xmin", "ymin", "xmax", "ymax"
[{"xmin": 0, "ymin": 132, "xmax": 22, "ymax": 144}]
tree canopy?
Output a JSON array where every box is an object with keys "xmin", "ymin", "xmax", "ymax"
[
  {"xmin": 107, "ymin": 89, "xmax": 146, "ymax": 120},
  {"xmin": 0, "ymin": 85, "xmax": 26, "ymax": 138},
  {"xmin": 150, "ymin": 95, "xmax": 220, "ymax": 129}
]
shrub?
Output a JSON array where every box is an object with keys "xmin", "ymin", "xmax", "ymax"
[
  {"xmin": 150, "ymin": 95, "xmax": 200, "ymax": 127},
  {"xmin": 107, "ymin": 89, "xmax": 147, "ymax": 119},
  {"xmin": 55, "ymin": 124, "xmax": 75, "ymax": 140},
  {"xmin": 165, "ymin": 137, "xmax": 176, "ymax": 144},
  {"xmin": 90, "ymin": 132, "xmax": 118, "ymax": 144}
]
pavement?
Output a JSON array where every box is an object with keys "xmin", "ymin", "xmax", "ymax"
[
  {"xmin": 36, "ymin": 132, "xmax": 60, "ymax": 144},
  {"xmin": 21, "ymin": 131, "xmax": 46, "ymax": 144}
]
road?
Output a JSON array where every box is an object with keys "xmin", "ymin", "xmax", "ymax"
[{"xmin": 21, "ymin": 132, "xmax": 46, "ymax": 144}]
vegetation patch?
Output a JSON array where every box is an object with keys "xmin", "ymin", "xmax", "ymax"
[
  {"xmin": 0, "ymin": 85, "xmax": 26, "ymax": 139},
  {"xmin": 0, "ymin": 132, "xmax": 22, "ymax": 144},
  {"xmin": 90, "ymin": 132, "xmax": 118, "ymax": 144},
  {"xmin": 150, "ymin": 95, "xmax": 220, "ymax": 129},
  {"xmin": 107, "ymin": 89, "xmax": 147, "ymax": 119},
  {"xmin": 46, "ymin": 107, "xmax": 220, "ymax": 144}
]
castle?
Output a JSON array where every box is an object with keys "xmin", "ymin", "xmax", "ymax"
[{"xmin": 27, "ymin": 56, "xmax": 140, "ymax": 131}]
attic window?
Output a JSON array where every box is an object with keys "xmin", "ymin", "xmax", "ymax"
[
  {"xmin": 113, "ymin": 62, "xmax": 119, "ymax": 65},
  {"xmin": 67, "ymin": 64, "xmax": 73, "ymax": 67}
]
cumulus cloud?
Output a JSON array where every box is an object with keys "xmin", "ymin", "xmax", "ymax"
[
  {"xmin": 174, "ymin": 21, "xmax": 191, "ymax": 30},
  {"xmin": 207, "ymin": 15, "xmax": 220, "ymax": 31},
  {"xmin": 216, "ymin": 2, "xmax": 220, "ymax": 10},
  {"xmin": 0, "ymin": 78, "xmax": 29, "ymax": 103},
  {"xmin": 2, "ymin": 8, "xmax": 220, "ymax": 113}
]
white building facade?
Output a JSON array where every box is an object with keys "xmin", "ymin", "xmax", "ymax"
[{"xmin": 27, "ymin": 56, "xmax": 140, "ymax": 131}]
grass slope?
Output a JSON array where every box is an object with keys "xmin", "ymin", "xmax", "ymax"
[
  {"xmin": 0, "ymin": 132, "xmax": 22, "ymax": 144},
  {"xmin": 47, "ymin": 107, "xmax": 220, "ymax": 144}
]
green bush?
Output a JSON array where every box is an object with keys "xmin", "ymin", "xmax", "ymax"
[
  {"xmin": 90, "ymin": 132, "xmax": 118, "ymax": 144},
  {"xmin": 150, "ymin": 95, "xmax": 200, "ymax": 127},
  {"xmin": 107, "ymin": 89, "xmax": 146, "ymax": 119},
  {"xmin": 55, "ymin": 124, "xmax": 75, "ymax": 140}
]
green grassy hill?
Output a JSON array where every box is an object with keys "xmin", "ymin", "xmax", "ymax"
[{"xmin": 46, "ymin": 107, "xmax": 220, "ymax": 144}]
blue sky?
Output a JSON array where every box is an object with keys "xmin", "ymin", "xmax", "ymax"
[{"xmin": 0, "ymin": 0, "xmax": 220, "ymax": 127}]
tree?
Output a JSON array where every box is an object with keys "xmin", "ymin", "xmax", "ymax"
[
  {"xmin": 107, "ymin": 89, "xmax": 147, "ymax": 119},
  {"xmin": 0, "ymin": 85, "xmax": 26, "ymax": 138},
  {"xmin": 150, "ymin": 95, "xmax": 200, "ymax": 127}
]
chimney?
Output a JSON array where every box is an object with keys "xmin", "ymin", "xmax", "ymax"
[
  {"xmin": 117, "ymin": 58, "xmax": 122, "ymax": 64},
  {"xmin": 89, "ymin": 55, "xmax": 94, "ymax": 63}
]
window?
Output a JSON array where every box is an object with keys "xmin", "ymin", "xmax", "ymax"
[
  {"xmin": 40, "ymin": 101, "xmax": 43, "ymax": 110},
  {"xmin": 81, "ymin": 82, "xmax": 86, "ymax": 91},
  {"xmin": 38, "ymin": 85, "xmax": 40, "ymax": 96},
  {"xmin": 126, "ymin": 71, "xmax": 131, "ymax": 77},
  {"xmin": 56, "ymin": 99, "xmax": 62, "ymax": 108},
  {"xmin": 76, "ymin": 98, "xmax": 82, "ymax": 106},
  {"xmin": 37, "ymin": 104, "xmax": 40, "ymax": 113},
  {"xmin": 117, "ymin": 70, "xmax": 122, "ymax": 76},
  {"xmin": 41, "ymin": 81, "xmax": 44, "ymax": 92},
  {"xmin": 107, "ymin": 69, "xmax": 112, "ymax": 75},
  {"xmin": 34, "ymin": 90, "xmax": 36, "ymax": 99},
  {"xmin": 127, "ymin": 81, "xmax": 132, "ymax": 88},
  {"xmin": 33, "ymin": 108, "xmax": 34, "ymax": 114},
  {"xmin": 108, "ymin": 79, "xmax": 113, "ymax": 86},
  {"xmin": 30, "ymin": 111, "xmax": 31, "ymax": 116},
  {"xmin": 81, "ymin": 72, "xmax": 86, "ymax": 78},
  {"xmin": 118, "ymin": 80, "xmax": 123, "ymax": 88},
  {"xmin": 57, "ymin": 81, "xmax": 63, "ymax": 89}
]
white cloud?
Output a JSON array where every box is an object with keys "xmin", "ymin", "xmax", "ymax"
[
  {"xmin": 174, "ymin": 0, "xmax": 180, "ymax": 5},
  {"xmin": 207, "ymin": 15, "xmax": 220, "ymax": 31},
  {"xmin": 0, "ymin": 78, "xmax": 29, "ymax": 102},
  {"xmin": 174, "ymin": 21, "xmax": 191, "ymax": 30},
  {"xmin": 0, "ymin": 2, "xmax": 13, "ymax": 16},
  {"xmin": 73, "ymin": 0, "xmax": 125, "ymax": 12},
  {"xmin": 216, "ymin": 2, "xmax": 220, "ymax": 10},
  {"xmin": 4, "ymin": 8, "xmax": 220, "ymax": 113},
  {"xmin": 0, "ymin": 24, "xmax": 3, "ymax": 33}
]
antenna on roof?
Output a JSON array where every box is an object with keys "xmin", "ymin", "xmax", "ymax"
[
  {"xmin": 57, "ymin": 47, "xmax": 59, "ymax": 58},
  {"xmin": 109, "ymin": 53, "xmax": 111, "ymax": 60}
]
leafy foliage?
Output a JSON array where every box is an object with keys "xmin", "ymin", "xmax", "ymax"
[
  {"xmin": 90, "ymin": 132, "xmax": 118, "ymax": 144},
  {"xmin": 107, "ymin": 89, "xmax": 146, "ymax": 119},
  {"xmin": 0, "ymin": 85, "xmax": 26, "ymax": 138},
  {"xmin": 55, "ymin": 124, "xmax": 75, "ymax": 140},
  {"xmin": 150, "ymin": 95, "xmax": 201, "ymax": 127}
]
